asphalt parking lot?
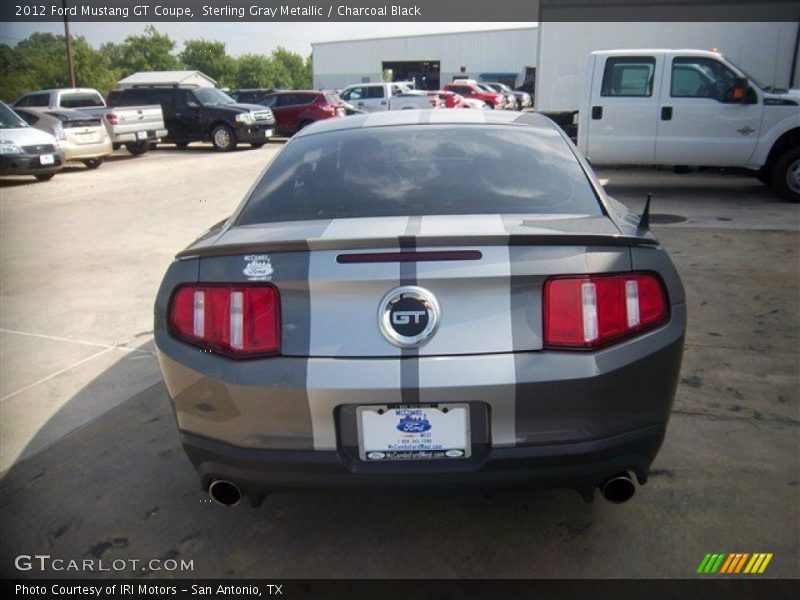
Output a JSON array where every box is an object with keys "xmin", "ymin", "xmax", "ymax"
[{"xmin": 0, "ymin": 144, "xmax": 798, "ymax": 579}]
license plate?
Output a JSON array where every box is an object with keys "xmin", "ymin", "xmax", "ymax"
[
  {"xmin": 136, "ymin": 131, "xmax": 148, "ymax": 140},
  {"xmin": 357, "ymin": 404, "xmax": 470, "ymax": 461},
  {"xmin": 76, "ymin": 133, "xmax": 94, "ymax": 143},
  {"xmin": 39, "ymin": 154, "xmax": 54, "ymax": 165},
  {"xmin": 264, "ymin": 129, "xmax": 273, "ymax": 137}
]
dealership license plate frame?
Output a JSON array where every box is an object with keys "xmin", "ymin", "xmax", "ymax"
[{"xmin": 356, "ymin": 404, "xmax": 471, "ymax": 461}]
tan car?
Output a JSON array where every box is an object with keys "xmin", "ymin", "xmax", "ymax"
[{"xmin": 14, "ymin": 107, "xmax": 112, "ymax": 169}]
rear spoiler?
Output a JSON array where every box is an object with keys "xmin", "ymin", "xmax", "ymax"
[{"xmin": 176, "ymin": 233, "xmax": 658, "ymax": 260}]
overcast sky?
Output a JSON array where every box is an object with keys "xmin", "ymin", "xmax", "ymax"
[{"xmin": 0, "ymin": 22, "xmax": 536, "ymax": 56}]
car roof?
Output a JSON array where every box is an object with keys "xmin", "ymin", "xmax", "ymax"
[
  {"xmin": 295, "ymin": 110, "xmax": 558, "ymax": 138},
  {"xmin": 22, "ymin": 88, "xmax": 100, "ymax": 95}
]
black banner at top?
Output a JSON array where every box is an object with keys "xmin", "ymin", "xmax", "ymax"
[{"xmin": 1, "ymin": 0, "xmax": 799, "ymax": 22}]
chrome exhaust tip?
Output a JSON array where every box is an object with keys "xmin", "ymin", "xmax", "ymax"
[
  {"xmin": 599, "ymin": 473, "xmax": 636, "ymax": 504},
  {"xmin": 208, "ymin": 480, "xmax": 242, "ymax": 507}
]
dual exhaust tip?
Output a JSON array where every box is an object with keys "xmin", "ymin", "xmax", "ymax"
[
  {"xmin": 208, "ymin": 480, "xmax": 242, "ymax": 507},
  {"xmin": 208, "ymin": 473, "xmax": 636, "ymax": 506},
  {"xmin": 599, "ymin": 472, "xmax": 636, "ymax": 504}
]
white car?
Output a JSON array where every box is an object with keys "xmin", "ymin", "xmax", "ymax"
[
  {"xmin": 338, "ymin": 83, "xmax": 442, "ymax": 112},
  {"xmin": 0, "ymin": 102, "xmax": 64, "ymax": 182},
  {"xmin": 14, "ymin": 107, "xmax": 112, "ymax": 170}
]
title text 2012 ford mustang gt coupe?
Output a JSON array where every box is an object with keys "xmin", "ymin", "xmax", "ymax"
[{"xmin": 155, "ymin": 110, "xmax": 685, "ymax": 507}]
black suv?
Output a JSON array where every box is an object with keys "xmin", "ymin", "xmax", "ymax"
[{"xmin": 107, "ymin": 86, "xmax": 275, "ymax": 151}]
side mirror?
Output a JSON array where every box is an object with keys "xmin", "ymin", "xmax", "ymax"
[{"xmin": 728, "ymin": 77, "xmax": 750, "ymax": 103}]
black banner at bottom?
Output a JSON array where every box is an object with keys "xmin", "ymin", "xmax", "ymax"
[{"xmin": 2, "ymin": 578, "xmax": 799, "ymax": 600}]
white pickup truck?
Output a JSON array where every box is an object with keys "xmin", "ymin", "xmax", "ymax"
[
  {"xmin": 13, "ymin": 88, "xmax": 167, "ymax": 156},
  {"xmin": 337, "ymin": 82, "xmax": 443, "ymax": 112},
  {"xmin": 558, "ymin": 49, "xmax": 800, "ymax": 202}
]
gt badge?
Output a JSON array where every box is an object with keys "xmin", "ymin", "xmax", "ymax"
[
  {"xmin": 378, "ymin": 286, "xmax": 440, "ymax": 348},
  {"xmin": 243, "ymin": 255, "xmax": 274, "ymax": 281}
]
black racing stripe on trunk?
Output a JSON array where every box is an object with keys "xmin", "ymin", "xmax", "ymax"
[{"xmin": 400, "ymin": 216, "xmax": 422, "ymax": 404}]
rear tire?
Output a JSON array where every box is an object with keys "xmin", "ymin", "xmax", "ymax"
[
  {"xmin": 211, "ymin": 125, "xmax": 237, "ymax": 151},
  {"xmin": 772, "ymin": 147, "xmax": 800, "ymax": 203},
  {"xmin": 35, "ymin": 173, "xmax": 55, "ymax": 182},
  {"xmin": 82, "ymin": 158, "xmax": 104, "ymax": 170},
  {"xmin": 124, "ymin": 141, "xmax": 148, "ymax": 156}
]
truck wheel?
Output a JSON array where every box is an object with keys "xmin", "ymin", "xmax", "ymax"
[
  {"xmin": 772, "ymin": 147, "xmax": 800, "ymax": 203},
  {"xmin": 125, "ymin": 141, "xmax": 149, "ymax": 156},
  {"xmin": 35, "ymin": 173, "xmax": 55, "ymax": 182},
  {"xmin": 82, "ymin": 158, "xmax": 104, "ymax": 170},
  {"xmin": 211, "ymin": 125, "xmax": 237, "ymax": 151}
]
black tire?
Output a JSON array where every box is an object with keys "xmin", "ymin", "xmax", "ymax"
[
  {"xmin": 250, "ymin": 142, "xmax": 266, "ymax": 149},
  {"xmin": 82, "ymin": 158, "xmax": 104, "ymax": 170},
  {"xmin": 756, "ymin": 166, "xmax": 773, "ymax": 186},
  {"xmin": 211, "ymin": 124, "xmax": 237, "ymax": 151},
  {"xmin": 772, "ymin": 146, "xmax": 800, "ymax": 202},
  {"xmin": 174, "ymin": 141, "xmax": 190, "ymax": 149},
  {"xmin": 485, "ymin": 102, "xmax": 495, "ymax": 110},
  {"xmin": 124, "ymin": 141, "xmax": 149, "ymax": 156},
  {"xmin": 35, "ymin": 173, "xmax": 55, "ymax": 182}
]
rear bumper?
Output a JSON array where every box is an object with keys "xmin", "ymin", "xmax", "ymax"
[
  {"xmin": 182, "ymin": 423, "xmax": 666, "ymax": 504},
  {"xmin": 63, "ymin": 139, "xmax": 112, "ymax": 161},
  {"xmin": 0, "ymin": 151, "xmax": 65, "ymax": 176},
  {"xmin": 113, "ymin": 128, "xmax": 167, "ymax": 143}
]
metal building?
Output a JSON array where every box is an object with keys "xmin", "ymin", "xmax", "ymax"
[{"xmin": 312, "ymin": 27, "xmax": 539, "ymax": 91}]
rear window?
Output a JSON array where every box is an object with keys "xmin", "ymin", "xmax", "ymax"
[
  {"xmin": 236, "ymin": 124, "xmax": 602, "ymax": 225},
  {"xmin": 60, "ymin": 92, "xmax": 105, "ymax": 108}
]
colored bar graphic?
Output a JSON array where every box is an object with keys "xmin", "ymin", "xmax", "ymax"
[
  {"xmin": 701, "ymin": 552, "xmax": 773, "ymax": 575},
  {"xmin": 719, "ymin": 554, "xmax": 735, "ymax": 574},
  {"xmin": 697, "ymin": 554, "xmax": 713, "ymax": 574},
  {"xmin": 710, "ymin": 554, "xmax": 725, "ymax": 573},
  {"xmin": 758, "ymin": 554, "xmax": 773, "ymax": 573}
]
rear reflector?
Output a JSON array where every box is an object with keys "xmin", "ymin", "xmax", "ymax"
[
  {"xmin": 543, "ymin": 272, "xmax": 668, "ymax": 349},
  {"xmin": 169, "ymin": 284, "xmax": 280, "ymax": 357}
]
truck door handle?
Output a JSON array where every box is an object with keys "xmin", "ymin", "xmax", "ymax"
[
  {"xmin": 661, "ymin": 106, "xmax": 673, "ymax": 120},
  {"xmin": 591, "ymin": 106, "xmax": 603, "ymax": 120}
]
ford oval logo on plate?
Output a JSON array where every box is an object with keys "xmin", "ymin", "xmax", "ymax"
[{"xmin": 396, "ymin": 413, "xmax": 432, "ymax": 433}]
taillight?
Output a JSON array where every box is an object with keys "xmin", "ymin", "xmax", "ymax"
[
  {"xmin": 169, "ymin": 284, "xmax": 280, "ymax": 357},
  {"xmin": 105, "ymin": 112, "xmax": 118, "ymax": 126},
  {"xmin": 543, "ymin": 272, "xmax": 668, "ymax": 349}
]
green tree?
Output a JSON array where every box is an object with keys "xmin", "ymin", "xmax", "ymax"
[
  {"xmin": 235, "ymin": 54, "xmax": 278, "ymax": 88},
  {"xmin": 272, "ymin": 46, "xmax": 309, "ymax": 89},
  {"xmin": 180, "ymin": 39, "xmax": 237, "ymax": 88},
  {"xmin": 102, "ymin": 25, "xmax": 180, "ymax": 77},
  {"xmin": 0, "ymin": 33, "xmax": 118, "ymax": 102}
]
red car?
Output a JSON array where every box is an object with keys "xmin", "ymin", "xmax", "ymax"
[
  {"xmin": 428, "ymin": 90, "xmax": 462, "ymax": 108},
  {"xmin": 443, "ymin": 82, "xmax": 505, "ymax": 109},
  {"xmin": 256, "ymin": 91, "xmax": 345, "ymax": 136}
]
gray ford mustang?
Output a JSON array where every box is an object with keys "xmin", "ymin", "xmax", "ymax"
[{"xmin": 155, "ymin": 110, "xmax": 685, "ymax": 507}]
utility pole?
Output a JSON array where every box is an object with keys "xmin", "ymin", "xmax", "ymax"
[{"xmin": 63, "ymin": 0, "xmax": 75, "ymax": 87}]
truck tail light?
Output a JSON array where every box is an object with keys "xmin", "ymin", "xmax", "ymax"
[
  {"xmin": 543, "ymin": 273, "xmax": 668, "ymax": 349},
  {"xmin": 105, "ymin": 112, "xmax": 118, "ymax": 126},
  {"xmin": 169, "ymin": 284, "xmax": 280, "ymax": 357}
]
